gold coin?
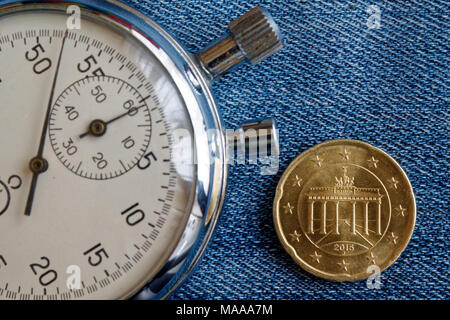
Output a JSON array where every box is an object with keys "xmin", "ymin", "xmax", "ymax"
[{"xmin": 273, "ymin": 139, "xmax": 416, "ymax": 281}]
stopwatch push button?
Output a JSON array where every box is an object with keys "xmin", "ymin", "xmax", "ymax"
[
  {"xmin": 228, "ymin": 118, "xmax": 280, "ymax": 160},
  {"xmin": 198, "ymin": 7, "xmax": 283, "ymax": 78}
]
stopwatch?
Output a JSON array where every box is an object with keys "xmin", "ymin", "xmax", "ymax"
[{"xmin": 0, "ymin": 0, "xmax": 282, "ymax": 299}]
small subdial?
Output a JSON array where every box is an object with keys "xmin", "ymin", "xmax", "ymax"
[{"xmin": 49, "ymin": 76, "xmax": 152, "ymax": 180}]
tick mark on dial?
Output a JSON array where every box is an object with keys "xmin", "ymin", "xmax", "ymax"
[
  {"xmin": 139, "ymin": 95, "xmax": 151, "ymax": 103},
  {"xmin": 75, "ymin": 161, "xmax": 82, "ymax": 174},
  {"xmin": 119, "ymin": 160, "xmax": 127, "ymax": 171},
  {"xmin": 117, "ymin": 82, "xmax": 125, "ymax": 94}
]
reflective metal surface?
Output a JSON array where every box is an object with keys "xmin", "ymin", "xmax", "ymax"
[
  {"xmin": 231, "ymin": 118, "xmax": 280, "ymax": 159},
  {"xmin": 198, "ymin": 6, "xmax": 283, "ymax": 78}
]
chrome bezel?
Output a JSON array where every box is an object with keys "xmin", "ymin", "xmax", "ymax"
[{"xmin": 0, "ymin": 0, "xmax": 227, "ymax": 300}]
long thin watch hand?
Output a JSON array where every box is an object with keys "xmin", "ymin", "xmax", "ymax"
[
  {"xmin": 78, "ymin": 104, "xmax": 146, "ymax": 139},
  {"xmin": 24, "ymin": 30, "xmax": 68, "ymax": 216}
]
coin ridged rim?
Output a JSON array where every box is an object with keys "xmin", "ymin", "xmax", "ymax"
[{"xmin": 273, "ymin": 139, "xmax": 416, "ymax": 281}]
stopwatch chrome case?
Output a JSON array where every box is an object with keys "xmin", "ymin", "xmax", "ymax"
[{"xmin": 0, "ymin": 0, "xmax": 283, "ymax": 299}]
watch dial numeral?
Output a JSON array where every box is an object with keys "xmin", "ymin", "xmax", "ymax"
[
  {"xmin": 29, "ymin": 257, "xmax": 58, "ymax": 287},
  {"xmin": 92, "ymin": 152, "xmax": 108, "ymax": 170},
  {"xmin": 0, "ymin": 255, "xmax": 7, "ymax": 269},
  {"xmin": 8, "ymin": 174, "xmax": 22, "ymax": 190},
  {"xmin": 25, "ymin": 43, "xmax": 45, "ymax": 62},
  {"xmin": 65, "ymin": 106, "xmax": 79, "ymax": 121},
  {"xmin": 25, "ymin": 43, "xmax": 53, "ymax": 74},
  {"xmin": 137, "ymin": 151, "xmax": 157, "ymax": 170},
  {"xmin": 33, "ymin": 58, "xmax": 52, "ymax": 74},
  {"xmin": 123, "ymin": 99, "xmax": 138, "ymax": 116},
  {"xmin": 121, "ymin": 203, "xmax": 145, "ymax": 226},
  {"xmin": 77, "ymin": 54, "xmax": 105, "ymax": 77},
  {"xmin": 122, "ymin": 136, "xmax": 135, "ymax": 149},
  {"xmin": 78, "ymin": 55, "xmax": 100, "ymax": 73},
  {"xmin": 91, "ymin": 84, "xmax": 107, "ymax": 103},
  {"xmin": 62, "ymin": 138, "xmax": 78, "ymax": 156},
  {"xmin": 83, "ymin": 243, "xmax": 109, "ymax": 267}
]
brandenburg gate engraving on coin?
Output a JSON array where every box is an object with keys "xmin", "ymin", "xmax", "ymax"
[{"xmin": 302, "ymin": 167, "xmax": 388, "ymax": 256}]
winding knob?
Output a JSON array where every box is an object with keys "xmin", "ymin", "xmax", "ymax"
[
  {"xmin": 198, "ymin": 6, "xmax": 283, "ymax": 78},
  {"xmin": 229, "ymin": 7, "xmax": 283, "ymax": 65}
]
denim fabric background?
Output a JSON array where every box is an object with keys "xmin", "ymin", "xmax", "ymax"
[{"xmin": 122, "ymin": 0, "xmax": 449, "ymax": 299}]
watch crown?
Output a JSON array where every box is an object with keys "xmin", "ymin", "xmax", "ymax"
[
  {"xmin": 198, "ymin": 7, "xmax": 283, "ymax": 79},
  {"xmin": 229, "ymin": 7, "xmax": 283, "ymax": 65}
]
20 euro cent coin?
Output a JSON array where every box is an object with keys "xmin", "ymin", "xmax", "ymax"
[{"xmin": 273, "ymin": 140, "xmax": 416, "ymax": 281}]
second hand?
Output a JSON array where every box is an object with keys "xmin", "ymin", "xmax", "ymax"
[{"xmin": 24, "ymin": 30, "xmax": 68, "ymax": 216}]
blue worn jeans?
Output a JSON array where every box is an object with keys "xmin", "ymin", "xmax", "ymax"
[{"xmin": 122, "ymin": 0, "xmax": 449, "ymax": 299}]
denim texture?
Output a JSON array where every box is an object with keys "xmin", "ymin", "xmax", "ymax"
[{"xmin": 122, "ymin": 0, "xmax": 449, "ymax": 299}]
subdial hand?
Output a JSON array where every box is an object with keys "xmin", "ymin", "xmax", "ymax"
[
  {"xmin": 79, "ymin": 105, "xmax": 146, "ymax": 139},
  {"xmin": 24, "ymin": 31, "xmax": 68, "ymax": 216}
]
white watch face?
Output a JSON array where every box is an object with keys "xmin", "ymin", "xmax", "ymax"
[{"xmin": 0, "ymin": 5, "xmax": 196, "ymax": 299}]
